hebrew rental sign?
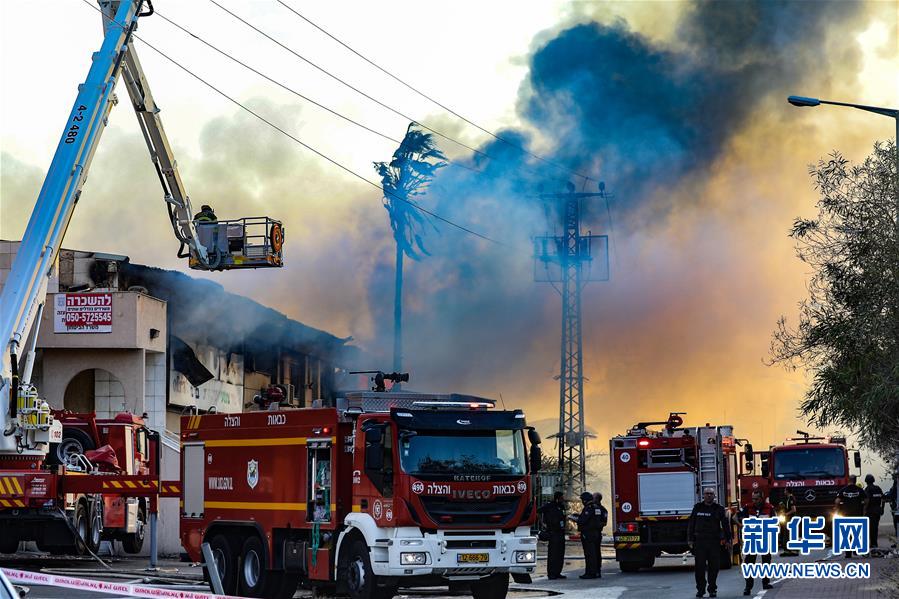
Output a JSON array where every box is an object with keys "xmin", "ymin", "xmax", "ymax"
[{"xmin": 53, "ymin": 292, "xmax": 113, "ymax": 333}]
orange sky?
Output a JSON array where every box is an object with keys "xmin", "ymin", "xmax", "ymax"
[{"xmin": 1, "ymin": 1, "xmax": 896, "ymax": 485}]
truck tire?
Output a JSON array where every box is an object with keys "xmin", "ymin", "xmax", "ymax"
[
  {"xmin": 205, "ymin": 534, "xmax": 238, "ymax": 595},
  {"xmin": 342, "ymin": 538, "xmax": 381, "ymax": 599},
  {"xmin": 238, "ymin": 535, "xmax": 276, "ymax": 598},
  {"xmin": 618, "ymin": 560, "xmax": 642, "ymax": 573},
  {"xmin": 121, "ymin": 503, "xmax": 146, "ymax": 554},
  {"xmin": 471, "ymin": 573, "xmax": 509, "ymax": 599},
  {"xmin": 49, "ymin": 428, "xmax": 96, "ymax": 466},
  {"xmin": 75, "ymin": 501, "xmax": 101, "ymax": 555},
  {"xmin": 266, "ymin": 571, "xmax": 301, "ymax": 599},
  {"xmin": 0, "ymin": 535, "xmax": 19, "ymax": 554}
]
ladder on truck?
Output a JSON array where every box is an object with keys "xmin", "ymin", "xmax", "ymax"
[{"xmin": 697, "ymin": 427, "xmax": 722, "ymax": 499}]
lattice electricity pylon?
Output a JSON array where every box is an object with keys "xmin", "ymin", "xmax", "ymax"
[{"xmin": 534, "ymin": 188, "xmax": 609, "ymax": 496}]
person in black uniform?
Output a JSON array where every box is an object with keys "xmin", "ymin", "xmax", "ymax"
[
  {"xmin": 688, "ymin": 487, "xmax": 732, "ymax": 598},
  {"xmin": 863, "ymin": 474, "xmax": 884, "ymax": 548},
  {"xmin": 886, "ymin": 481, "xmax": 898, "ymax": 548},
  {"xmin": 739, "ymin": 490, "xmax": 776, "ymax": 595},
  {"xmin": 836, "ymin": 475, "xmax": 867, "ymax": 557},
  {"xmin": 593, "ymin": 492, "xmax": 609, "ymax": 578},
  {"xmin": 538, "ymin": 491, "xmax": 567, "ymax": 579},
  {"xmin": 570, "ymin": 492, "xmax": 601, "ymax": 579},
  {"xmin": 778, "ymin": 487, "xmax": 798, "ymax": 556}
]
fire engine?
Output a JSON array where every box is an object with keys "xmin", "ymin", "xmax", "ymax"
[
  {"xmin": 179, "ymin": 375, "xmax": 542, "ymax": 599},
  {"xmin": 0, "ymin": 0, "xmax": 279, "ymax": 561},
  {"xmin": 0, "ymin": 411, "xmax": 159, "ymax": 555},
  {"xmin": 738, "ymin": 431, "xmax": 861, "ymax": 524},
  {"xmin": 609, "ymin": 413, "xmax": 739, "ymax": 572}
]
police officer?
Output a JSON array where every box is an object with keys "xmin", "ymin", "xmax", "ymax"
[
  {"xmin": 593, "ymin": 492, "xmax": 609, "ymax": 578},
  {"xmin": 688, "ymin": 487, "xmax": 732, "ymax": 598},
  {"xmin": 739, "ymin": 490, "xmax": 775, "ymax": 595},
  {"xmin": 538, "ymin": 491, "xmax": 567, "ymax": 579},
  {"xmin": 863, "ymin": 474, "xmax": 884, "ymax": 548},
  {"xmin": 778, "ymin": 487, "xmax": 798, "ymax": 556},
  {"xmin": 571, "ymin": 492, "xmax": 601, "ymax": 579},
  {"xmin": 836, "ymin": 475, "xmax": 867, "ymax": 557}
]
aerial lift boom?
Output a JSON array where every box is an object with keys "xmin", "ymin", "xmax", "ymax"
[{"xmin": 0, "ymin": 0, "xmax": 283, "ymax": 457}]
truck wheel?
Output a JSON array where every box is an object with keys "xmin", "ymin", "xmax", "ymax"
[
  {"xmin": 266, "ymin": 571, "xmax": 301, "ymax": 599},
  {"xmin": 0, "ymin": 535, "xmax": 19, "ymax": 554},
  {"xmin": 49, "ymin": 428, "xmax": 96, "ymax": 466},
  {"xmin": 238, "ymin": 535, "xmax": 274, "ymax": 598},
  {"xmin": 121, "ymin": 503, "xmax": 146, "ymax": 554},
  {"xmin": 618, "ymin": 560, "xmax": 642, "ymax": 573},
  {"xmin": 205, "ymin": 534, "xmax": 238, "ymax": 595},
  {"xmin": 343, "ymin": 539, "xmax": 377, "ymax": 599},
  {"xmin": 471, "ymin": 573, "xmax": 509, "ymax": 599},
  {"xmin": 75, "ymin": 501, "xmax": 101, "ymax": 555}
]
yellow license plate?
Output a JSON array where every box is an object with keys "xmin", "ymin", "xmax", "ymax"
[
  {"xmin": 457, "ymin": 553, "xmax": 489, "ymax": 564},
  {"xmin": 616, "ymin": 535, "xmax": 640, "ymax": 542}
]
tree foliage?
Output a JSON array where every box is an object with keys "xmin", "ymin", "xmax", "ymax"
[
  {"xmin": 374, "ymin": 123, "xmax": 447, "ymax": 260},
  {"xmin": 771, "ymin": 141, "xmax": 899, "ymax": 458}
]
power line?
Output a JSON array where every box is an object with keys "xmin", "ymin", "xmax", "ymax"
[
  {"xmin": 208, "ymin": 0, "xmax": 581, "ymax": 185},
  {"xmin": 80, "ymin": 0, "xmax": 503, "ymax": 247},
  {"xmin": 275, "ymin": 0, "xmax": 596, "ymax": 183},
  {"xmin": 152, "ymin": 8, "xmax": 483, "ymax": 176}
]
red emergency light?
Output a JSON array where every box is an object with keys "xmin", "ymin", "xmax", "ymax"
[{"xmin": 637, "ymin": 438, "xmax": 650, "ymax": 447}]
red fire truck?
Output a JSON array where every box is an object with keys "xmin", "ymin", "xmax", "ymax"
[
  {"xmin": 0, "ymin": 409, "xmax": 169, "ymax": 556},
  {"xmin": 609, "ymin": 413, "xmax": 739, "ymax": 572},
  {"xmin": 179, "ymin": 380, "xmax": 542, "ymax": 599},
  {"xmin": 738, "ymin": 431, "xmax": 861, "ymax": 523}
]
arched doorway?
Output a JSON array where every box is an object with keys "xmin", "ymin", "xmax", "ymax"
[{"xmin": 63, "ymin": 368, "xmax": 126, "ymax": 417}]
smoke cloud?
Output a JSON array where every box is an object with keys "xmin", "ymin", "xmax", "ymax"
[{"xmin": 2, "ymin": 1, "xmax": 896, "ymax": 490}]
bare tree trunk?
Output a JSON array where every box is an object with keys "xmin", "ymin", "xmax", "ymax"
[{"xmin": 393, "ymin": 243, "xmax": 404, "ymax": 377}]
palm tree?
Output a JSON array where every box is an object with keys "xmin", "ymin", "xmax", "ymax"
[{"xmin": 374, "ymin": 123, "xmax": 447, "ymax": 373}]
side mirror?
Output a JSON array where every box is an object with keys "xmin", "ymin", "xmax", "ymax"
[
  {"xmin": 854, "ymin": 451, "xmax": 861, "ymax": 469},
  {"xmin": 760, "ymin": 455, "xmax": 770, "ymax": 478},
  {"xmin": 529, "ymin": 445, "xmax": 542, "ymax": 474},
  {"xmin": 527, "ymin": 428, "xmax": 542, "ymax": 446},
  {"xmin": 744, "ymin": 443, "xmax": 754, "ymax": 463}
]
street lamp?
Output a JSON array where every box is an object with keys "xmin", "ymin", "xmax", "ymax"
[{"xmin": 787, "ymin": 95, "xmax": 899, "ymax": 176}]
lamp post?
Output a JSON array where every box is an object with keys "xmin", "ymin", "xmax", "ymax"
[{"xmin": 787, "ymin": 95, "xmax": 899, "ymax": 178}]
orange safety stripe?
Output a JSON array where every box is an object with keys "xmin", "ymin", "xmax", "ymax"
[
  {"xmin": 204, "ymin": 501, "xmax": 306, "ymax": 511},
  {"xmin": 205, "ymin": 437, "xmax": 308, "ymax": 448}
]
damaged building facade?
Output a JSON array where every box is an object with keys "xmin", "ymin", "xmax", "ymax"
[{"xmin": 0, "ymin": 240, "xmax": 360, "ymax": 554}]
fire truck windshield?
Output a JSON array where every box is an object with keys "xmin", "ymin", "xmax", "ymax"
[
  {"xmin": 398, "ymin": 429, "xmax": 526, "ymax": 476},
  {"xmin": 773, "ymin": 447, "xmax": 846, "ymax": 479}
]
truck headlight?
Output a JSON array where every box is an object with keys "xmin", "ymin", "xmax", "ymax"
[
  {"xmin": 400, "ymin": 552, "xmax": 428, "ymax": 565},
  {"xmin": 514, "ymin": 550, "xmax": 536, "ymax": 563},
  {"xmin": 777, "ymin": 514, "xmax": 786, "ymax": 523}
]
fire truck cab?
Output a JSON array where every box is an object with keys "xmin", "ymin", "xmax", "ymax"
[
  {"xmin": 609, "ymin": 413, "xmax": 739, "ymax": 572},
  {"xmin": 180, "ymin": 385, "xmax": 541, "ymax": 599},
  {"xmin": 739, "ymin": 432, "xmax": 861, "ymax": 524}
]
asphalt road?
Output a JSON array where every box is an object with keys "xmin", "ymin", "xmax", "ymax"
[{"xmin": 4, "ymin": 521, "xmax": 896, "ymax": 599}]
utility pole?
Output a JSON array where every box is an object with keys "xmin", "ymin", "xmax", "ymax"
[{"xmin": 534, "ymin": 182, "xmax": 610, "ymax": 496}]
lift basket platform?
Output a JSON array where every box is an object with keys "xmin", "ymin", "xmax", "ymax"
[{"xmin": 191, "ymin": 216, "xmax": 284, "ymax": 270}]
